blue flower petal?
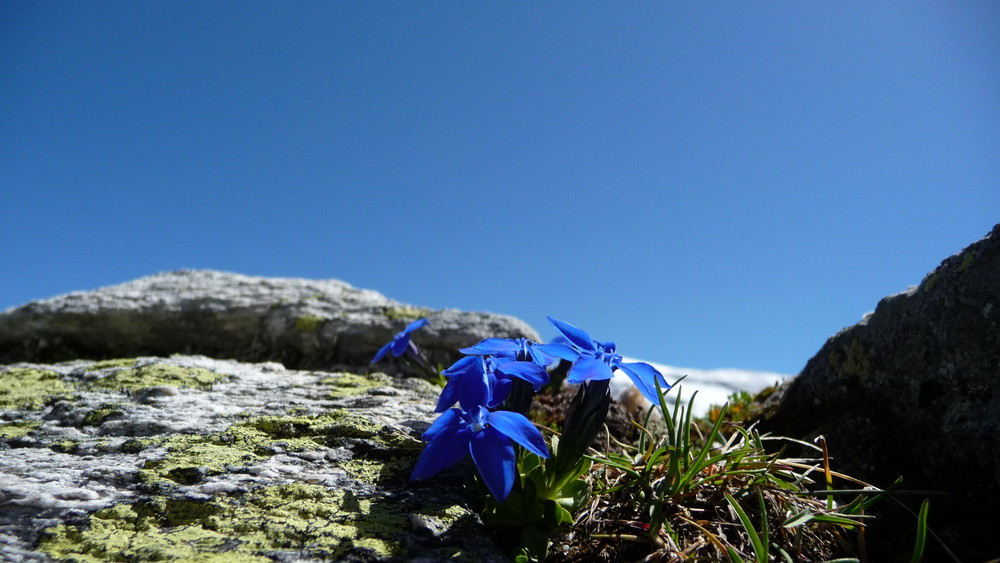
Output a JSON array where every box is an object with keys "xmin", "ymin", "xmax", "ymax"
[
  {"xmin": 616, "ymin": 361, "xmax": 670, "ymax": 405},
  {"xmin": 496, "ymin": 360, "xmax": 550, "ymax": 390},
  {"xmin": 470, "ymin": 427, "xmax": 517, "ymax": 501},
  {"xmin": 487, "ymin": 373, "xmax": 512, "ymax": 408},
  {"xmin": 371, "ymin": 342, "xmax": 393, "ymax": 363},
  {"xmin": 434, "ymin": 376, "xmax": 461, "ymax": 413},
  {"xmin": 411, "ymin": 422, "xmax": 471, "ymax": 481},
  {"xmin": 403, "ymin": 318, "xmax": 429, "ymax": 335},
  {"xmin": 459, "ymin": 338, "xmax": 521, "ymax": 357},
  {"xmin": 487, "ymin": 411, "xmax": 549, "ymax": 458},
  {"xmin": 539, "ymin": 341, "xmax": 580, "ymax": 362},
  {"xmin": 547, "ymin": 317, "xmax": 598, "ymax": 352},
  {"xmin": 566, "ymin": 356, "xmax": 615, "ymax": 384},
  {"xmin": 421, "ymin": 408, "xmax": 463, "ymax": 441},
  {"xmin": 442, "ymin": 355, "xmax": 479, "ymax": 376},
  {"xmin": 437, "ymin": 356, "xmax": 491, "ymax": 410},
  {"xmin": 390, "ymin": 335, "xmax": 410, "ymax": 357},
  {"xmin": 457, "ymin": 362, "xmax": 490, "ymax": 411}
]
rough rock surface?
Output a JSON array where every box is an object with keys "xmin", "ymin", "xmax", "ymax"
[
  {"xmin": 0, "ymin": 270, "xmax": 540, "ymax": 371},
  {"xmin": 759, "ymin": 223, "xmax": 1000, "ymax": 561},
  {"xmin": 0, "ymin": 355, "xmax": 506, "ymax": 562}
]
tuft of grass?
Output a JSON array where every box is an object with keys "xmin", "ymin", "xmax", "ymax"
[{"xmin": 550, "ymin": 383, "xmax": 889, "ymax": 562}]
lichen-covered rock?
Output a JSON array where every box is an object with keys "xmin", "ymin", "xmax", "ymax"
[
  {"xmin": 759, "ymin": 223, "xmax": 1000, "ymax": 562},
  {"xmin": 0, "ymin": 356, "xmax": 507, "ymax": 562},
  {"xmin": 0, "ymin": 270, "xmax": 540, "ymax": 370}
]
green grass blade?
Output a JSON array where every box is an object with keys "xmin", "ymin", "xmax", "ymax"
[
  {"xmin": 676, "ymin": 402, "xmax": 727, "ymax": 489},
  {"xmin": 781, "ymin": 510, "xmax": 815, "ymax": 528},
  {"xmin": 725, "ymin": 491, "xmax": 766, "ymax": 563},
  {"xmin": 909, "ymin": 498, "xmax": 930, "ymax": 563},
  {"xmin": 757, "ymin": 489, "xmax": 769, "ymax": 559}
]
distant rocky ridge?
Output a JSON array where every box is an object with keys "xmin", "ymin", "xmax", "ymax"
[
  {"xmin": 760, "ymin": 223, "xmax": 1000, "ymax": 562},
  {"xmin": 0, "ymin": 270, "xmax": 539, "ymax": 370}
]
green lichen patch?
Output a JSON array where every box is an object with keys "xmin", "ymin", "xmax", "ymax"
[
  {"xmin": 294, "ymin": 314, "xmax": 324, "ymax": 332},
  {"xmin": 82, "ymin": 403, "xmax": 126, "ymax": 426},
  {"xmin": 84, "ymin": 358, "xmax": 139, "ymax": 372},
  {"xmin": 956, "ymin": 252, "xmax": 975, "ymax": 272},
  {"xmin": 322, "ymin": 372, "xmax": 393, "ymax": 400},
  {"xmin": 922, "ymin": 271, "xmax": 939, "ymax": 293},
  {"xmin": 50, "ymin": 440, "xmax": 82, "ymax": 454},
  {"xmin": 384, "ymin": 306, "xmax": 432, "ymax": 321},
  {"xmin": 39, "ymin": 498, "xmax": 271, "ymax": 563},
  {"xmin": 138, "ymin": 411, "xmax": 420, "ymax": 487},
  {"xmin": 88, "ymin": 364, "xmax": 228, "ymax": 394},
  {"xmin": 0, "ymin": 367, "xmax": 76, "ymax": 410},
  {"xmin": 139, "ymin": 435, "xmax": 261, "ymax": 486},
  {"xmin": 39, "ymin": 483, "xmax": 472, "ymax": 561},
  {"xmin": 341, "ymin": 457, "xmax": 417, "ymax": 484},
  {"xmin": 0, "ymin": 420, "xmax": 42, "ymax": 439},
  {"xmin": 221, "ymin": 410, "xmax": 417, "ymax": 454},
  {"xmin": 830, "ymin": 338, "xmax": 873, "ymax": 385}
]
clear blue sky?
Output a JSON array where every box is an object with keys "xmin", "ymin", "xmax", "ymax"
[{"xmin": 2, "ymin": 2, "xmax": 998, "ymax": 374}]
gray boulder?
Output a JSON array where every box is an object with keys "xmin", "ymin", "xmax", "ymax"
[
  {"xmin": 0, "ymin": 355, "xmax": 506, "ymax": 562},
  {"xmin": 0, "ymin": 270, "xmax": 540, "ymax": 370},
  {"xmin": 759, "ymin": 223, "xmax": 1000, "ymax": 562}
]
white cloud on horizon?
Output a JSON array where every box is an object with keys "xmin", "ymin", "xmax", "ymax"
[{"xmin": 609, "ymin": 358, "xmax": 791, "ymax": 417}]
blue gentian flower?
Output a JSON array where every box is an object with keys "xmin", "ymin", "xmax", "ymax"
[
  {"xmin": 547, "ymin": 316, "xmax": 670, "ymax": 405},
  {"xmin": 371, "ymin": 318, "xmax": 429, "ymax": 363},
  {"xmin": 459, "ymin": 337, "xmax": 558, "ymax": 392},
  {"xmin": 461, "ymin": 337, "xmax": 568, "ymax": 366},
  {"xmin": 410, "ymin": 405, "xmax": 549, "ymax": 501},
  {"xmin": 435, "ymin": 355, "xmax": 510, "ymax": 412}
]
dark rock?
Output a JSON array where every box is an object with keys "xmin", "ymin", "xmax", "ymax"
[
  {"xmin": 759, "ymin": 224, "xmax": 1000, "ymax": 562},
  {"xmin": 0, "ymin": 270, "xmax": 539, "ymax": 370}
]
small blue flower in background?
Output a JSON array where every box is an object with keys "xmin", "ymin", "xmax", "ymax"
[
  {"xmin": 371, "ymin": 318, "xmax": 428, "ymax": 363},
  {"xmin": 548, "ymin": 317, "xmax": 670, "ymax": 405},
  {"xmin": 410, "ymin": 405, "xmax": 549, "ymax": 501}
]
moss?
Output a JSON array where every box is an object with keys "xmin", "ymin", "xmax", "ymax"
[
  {"xmin": 384, "ymin": 306, "xmax": 432, "ymax": 321},
  {"xmin": 0, "ymin": 420, "xmax": 42, "ymax": 439},
  {"xmin": 89, "ymin": 364, "xmax": 228, "ymax": 394},
  {"xmin": 294, "ymin": 314, "xmax": 324, "ymax": 332},
  {"xmin": 0, "ymin": 367, "xmax": 75, "ymax": 410}
]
